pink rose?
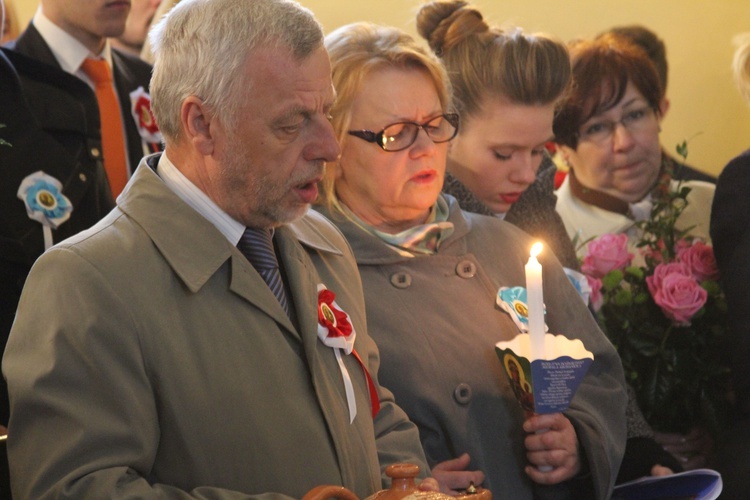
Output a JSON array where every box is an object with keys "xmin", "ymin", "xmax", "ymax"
[
  {"xmin": 677, "ymin": 241, "xmax": 720, "ymax": 282},
  {"xmin": 587, "ymin": 275, "xmax": 603, "ymax": 312},
  {"xmin": 582, "ymin": 233, "xmax": 634, "ymax": 278},
  {"xmin": 646, "ymin": 262, "xmax": 692, "ymax": 297},
  {"xmin": 649, "ymin": 272, "xmax": 707, "ymax": 326}
]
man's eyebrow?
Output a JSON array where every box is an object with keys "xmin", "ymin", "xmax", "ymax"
[{"xmin": 272, "ymin": 106, "xmax": 310, "ymax": 126}]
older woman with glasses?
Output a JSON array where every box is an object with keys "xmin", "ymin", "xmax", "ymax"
[
  {"xmin": 553, "ymin": 35, "xmax": 715, "ymax": 253},
  {"xmin": 316, "ymin": 22, "xmax": 627, "ymax": 498},
  {"xmin": 553, "ymin": 35, "xmax": 718, "ymax": 470}
]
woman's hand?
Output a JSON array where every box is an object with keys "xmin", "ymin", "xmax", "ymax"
[
  {"xmin": 523, "ymin": 413, "xmax": 581, "ymax": 484},
  {"xmin": 430, "ymin": 453, "xmax": 485, "ymax": 494},
  {"xmin": 653, "ymin": 426, "xmax": 714, "ymax": 470},
  {"xmin": 650, "ymin": 464, "xmax": 674, "ymax": 476}
]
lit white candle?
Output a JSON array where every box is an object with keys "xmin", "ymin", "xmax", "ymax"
[{"xmin": 525, "ymin": 242, "xmax": 545, "ymax": 359}]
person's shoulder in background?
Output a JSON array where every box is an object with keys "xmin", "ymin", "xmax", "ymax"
[{"xmin": 665, "ymin": 152, "xmax": 717, "ymax": 184}]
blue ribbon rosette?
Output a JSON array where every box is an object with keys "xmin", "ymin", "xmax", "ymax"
[
  {"xmin": 496, "ymin": 286, "xmax": 548, "ymax": 333},
  {"xmin": 17, "ymin": 171, "xmax": 73, "ymax": 249}
]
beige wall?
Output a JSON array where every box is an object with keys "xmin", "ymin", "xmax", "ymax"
[{"xmin": 11, "ymin": 0, "xmax": 750, "ymax": 176}]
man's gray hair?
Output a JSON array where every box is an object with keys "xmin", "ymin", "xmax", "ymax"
[{"xmin": 149, "ymin": 0, "xmax": 324, "ymax": 144}]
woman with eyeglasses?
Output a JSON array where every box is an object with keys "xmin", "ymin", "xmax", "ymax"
[
  {"xmin": 553, "ymin": 35, "xmax": 718, "ymax": 471},
  {"xmin": 315, "ymin": 22, "xmax": 627, "ymax": 498},
  {"xmin": 553, "ymin": 35, "xmax": 715, "ymax": 254}
]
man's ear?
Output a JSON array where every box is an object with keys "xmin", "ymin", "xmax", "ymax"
[{"xmin": 181, "ymin": 96, "xmax": 215, "ymax": 156}]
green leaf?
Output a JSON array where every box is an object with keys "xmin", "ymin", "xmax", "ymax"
[
  {"xmin": 0, "ymin": 124, "xmax": 9, "ymax": 147},
  {"xmin": 701, "ymin": 280, "xmax": 721, "ymax": 295},
  {"xmin": 676, "ymin": 140, "xmax": 688, "ymax": 160}
]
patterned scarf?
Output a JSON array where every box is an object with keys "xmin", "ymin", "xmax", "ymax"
[{"xmin": 341, "ymin": 195, "xmax": 454, "ymax": 256}]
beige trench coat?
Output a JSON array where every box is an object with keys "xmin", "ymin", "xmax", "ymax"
[{"xmin": 3, "ymin": 157, "xmax": 428, "ymax": 499}]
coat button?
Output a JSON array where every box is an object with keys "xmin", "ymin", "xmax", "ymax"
[
  {"xmin": 90, "ymin": 147, "xmax": 101, "ymax": 158},
  {"xmin": 456, "ymin": 260, "xmax": 476, "ymax": 279},
  {"xmin": 79, "ymin": 173, "xmax": 87, "ymax": 182},
  {"xmin": 453, "ymin": 383, "xmax": 472, "ymax": 405},
  {"xmin": 390, "ymin": 272, "xmax": 412, "ymax": 289}
]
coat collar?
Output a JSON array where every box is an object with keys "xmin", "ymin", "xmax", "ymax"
[
  {"xmin": 10, "ymin": 23, "xmax": 59, "ymax": 69},
  {"xmin": 314, "ymin": 194, "xmax": 471, "ymax": 265},
  {"xmin": 119, "ymin": 155, "xmax": 344, "ymax": 339}
]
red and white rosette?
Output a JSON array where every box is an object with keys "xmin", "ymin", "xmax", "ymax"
[
  {"xmin": 317, "ymin": 284, "xmax": 380, "ymax": 423},
  {"xmin": 129, "ymin": 86, "xmax": 162, "ymax": 145}
]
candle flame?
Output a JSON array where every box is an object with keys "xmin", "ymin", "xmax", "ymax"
[{"xmin": 530, "ymin": 242, "xmax": 543, "ymax": 258}]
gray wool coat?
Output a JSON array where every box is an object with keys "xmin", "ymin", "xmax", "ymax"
[{"xmin": 317, "ymin": 196, "xmax": 627, "ymax": 499}]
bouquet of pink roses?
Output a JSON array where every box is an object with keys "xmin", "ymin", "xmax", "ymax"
[{"xmin": 580, "ymin": 153, "xmax": 730, "ymax": 437}]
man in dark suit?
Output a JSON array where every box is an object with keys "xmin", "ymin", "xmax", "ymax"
[
  {"xmin": 6, "ymin": 0, "xmax": 162, "ymax": 185},
  {"xmin": 0, "ymin": 0, "xmax": 143, "ymax": 429},
  {"xmin": 0, "ymin": 47, "xmax": 115, "ymax": 428}
]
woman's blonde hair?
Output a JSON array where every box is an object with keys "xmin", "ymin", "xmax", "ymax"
[
  {"xmin": 733, "ymin": 33, "xmax": 750, "ymax": 105},
  {"xmin": 416, "ymin": 0, "xmax": 570, "ymax": 120},
  {"xmin": 320, "ymin": 22, "xmax": 452, "ymax": 211}
]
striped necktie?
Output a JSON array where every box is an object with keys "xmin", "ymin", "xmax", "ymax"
[
  {"xmin": 80, "ymin": 57, "xmax": 128, "ymax": 197},
  {"xmin": 238, "ymin": 228, "xmax": 291, "ymax": 318}
]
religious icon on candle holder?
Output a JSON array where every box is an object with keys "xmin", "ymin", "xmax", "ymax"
[{"xmin": 496, "ymin": 333, "xmax": 593, "ymax": 414}]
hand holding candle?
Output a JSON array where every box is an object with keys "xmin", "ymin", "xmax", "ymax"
[
  {"xmin": 525, "ymin": 242, "xmax": 545, "ymax": 359},
  {"xmin": 498, "ymin": 241, "xmax": 595, "ymax": 478}
]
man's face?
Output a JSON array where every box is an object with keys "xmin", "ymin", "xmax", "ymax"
[
  {"xmin": 209, "ymin": 45, "xmax": 340, "ymax": 229},
  {"xmin": 43, "ymin": 0, "xmax": 131, "ymax": 52}
]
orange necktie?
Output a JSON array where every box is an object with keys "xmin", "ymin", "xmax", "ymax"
[{"xmin": 81, "ymin": 58, "xmax": 128, "ymax": 197}]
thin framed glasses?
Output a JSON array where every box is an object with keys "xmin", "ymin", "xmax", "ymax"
[
  {"xmin": 348, "ymin": 113, "xmax": 459, "ymax": 152},
  {"xmin": 577, "ymin": 106, "xmax": 658, "ymax": 145}
]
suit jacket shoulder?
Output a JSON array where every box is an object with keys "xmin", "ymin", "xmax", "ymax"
[
  {"xmin": 10, "ymin": 23, "xmax": 163, "ymax": 172},
  {"xmin": 6, "ymin": 23, "xmax": 58, "ymax": 67},
  {"xmin": 0, "ymin": 48, "xmax": 114, "ymax": 264}
]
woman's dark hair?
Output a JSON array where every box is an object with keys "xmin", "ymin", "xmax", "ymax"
[{"xmin": 553, "ymin": 34, "xmax": 662, "ymax": 149}]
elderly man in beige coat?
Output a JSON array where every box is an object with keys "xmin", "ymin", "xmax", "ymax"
[{"xmin": 2, "ymin": 0, "xmax": 438, "ymax": 497}]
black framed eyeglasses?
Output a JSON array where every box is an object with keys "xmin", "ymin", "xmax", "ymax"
[{"xmin": 348, "ymin": 113, "xmax": 459, "ymax": 152}]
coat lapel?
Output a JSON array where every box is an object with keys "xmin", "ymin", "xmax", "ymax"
[
  {"xmin": 111, "ymin": 49, "xmax": 161, "ymax": 173},
  {"xmin": 277, "ymin": 213, "xmax": 347, "ymax": 374},
  {"xmin": 9, "ymin": 24, "xmax": 60, "ymax": 69},
  {"xmin": 275, "ymin": 226, "xmax": 322, "ymax": 369},
  {"xmin": 229, "ymin": 248, "xmax": 299, "ymax": 341}
]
